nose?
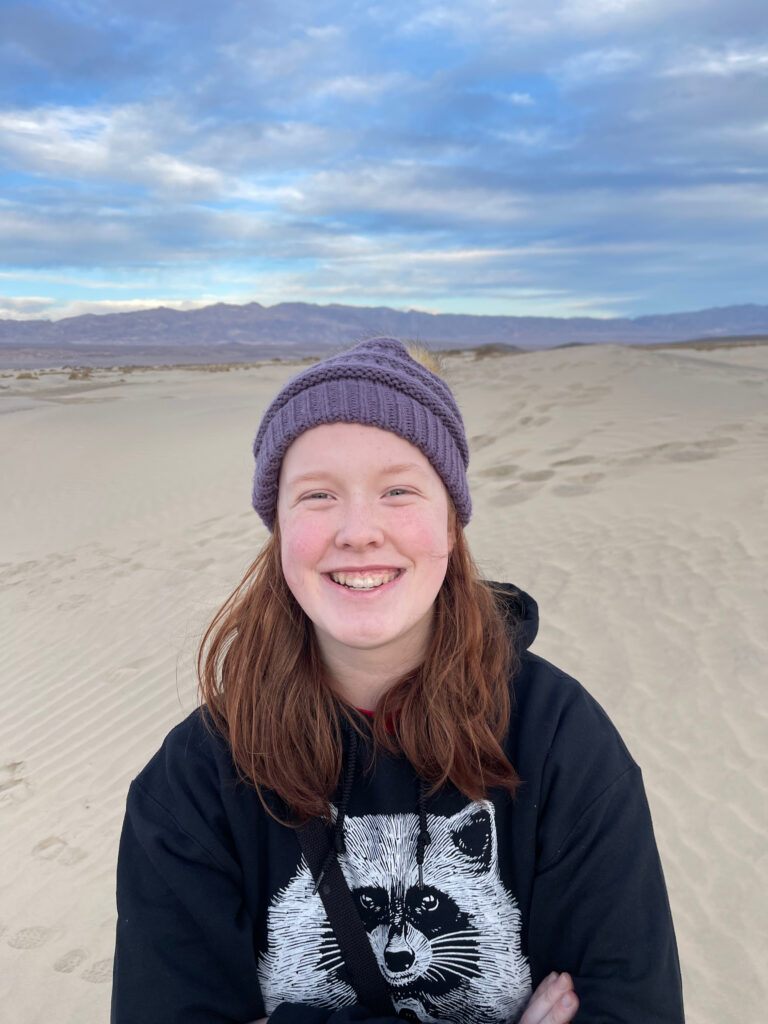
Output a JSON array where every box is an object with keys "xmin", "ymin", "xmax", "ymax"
[
  {"xmin": 334, "ymin": 497, "xmax": 384, "ymax": 550},
  {"xmin": 384, "ymin": 926, "xmax": 415, "ymax": 974},
  {"xmin": 384, "ymin": 945, "xmax": 415, "ymax": 973}
]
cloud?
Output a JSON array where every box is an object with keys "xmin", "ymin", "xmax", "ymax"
[
  {"xmin": 557, "ymin": 46, "xmax": 644, "ymax": 83},
  {"xmin": 494, "ymin": 127, "xmax": 570, "ymax": 150},
  {"xmin": 224, "ymin": 22, "xmax": 347, "ymax": 94},
  {"xmin": 391, "ymin": 0, "xmax": 720, "ymax": 43},
  {"xmin": 507, "ymin": 93, "xmax": 535, "ymax": 106},
  {"xmin": 0, "ymin": 295, "xmax": 229, "ymax": 321},
  {"xmin": 183, "ymin": 119, "xmax": 343, "ymax": 177},
  {"xmin": 0, "ymin": 102, "xmax": 337, "ymax": 200},
  {"xmin": 0, "ymin": 295, "xmax": 54, "ymax": 318},
  {"xmin": 0, "ymin": 270, "xmax": 140, "ymax": 290},
  {"xmin": 314, "ymin": 72, "xmax": 412, "ymax": 101},
  {"xmin": 663, "ymin": 45, "xmax": 768, "ymax": 77},
  {"xmin": 0, "ymin": 104, "xmax": 229, "ymax": 198},
  {"xmin": 557, "ymin": 0, "xmax": 696, "ymax": 30},
  {"xmin": 0, "ymin": 203, "xmax": 155, "ymax": 266},
  {"xmin": 649, "ymin": 183, "xmax": 768, "ymax": 222},
  {"xmin": 290, "ymin": 164, "xmax": 531, "ymax": 228}
]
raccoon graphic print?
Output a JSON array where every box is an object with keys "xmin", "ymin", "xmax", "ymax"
[{"xmin": 258, "ymin": 801, "xmax": 532, "ymax": 1024}]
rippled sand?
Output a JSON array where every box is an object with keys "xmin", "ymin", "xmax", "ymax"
[{"xmin": 1, "ymin": 343, "xmax": 766, "ymax": 1023}]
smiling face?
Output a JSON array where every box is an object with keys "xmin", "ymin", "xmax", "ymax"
[{"xmin": 277, "ymin": 423, "xmax": 453, "ymax": 700}]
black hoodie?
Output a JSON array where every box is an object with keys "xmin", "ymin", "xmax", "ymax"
[{"xmin": 111, "ymin": 585, "xmax": 684, "ymax": 1024}]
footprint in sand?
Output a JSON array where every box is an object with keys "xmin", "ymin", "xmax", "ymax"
[
  {"xmin": 32, "ymin": 836, "xmax": 87, "ymax": 865},
  {"xmin": 703, "ymin": 437, "xmax": 738, "ymax": 448},
  {"xmin": 477, "ymin": 464, "xmax": 519, "ymax": 479},
  {"xmin": 1, "ymin": 560, "xmax": 40, "ymax": 583},
  {"xmin": 551, "ymin": 455, "xmax": 596, "ymax": 467},
  {"xmin": 469, "ymin": 433, "xmax": 497, "ymax": 452},
  {"xmin": 54, "ymin": 949, "xmax": 89, "ymax": 974},
  {"xmin": 552, "ymin": 472, "xmax": 605, "ymax": 497},
  {"xmin": 552, "ymin": 483, "xmax": 594, "ymax": 497},
  {"xmin": 0, "ymin": 761, "xmax": 31, "ymax": 803},
  {"xmin": 123, "ymin": 656, "xmax": 153, "ymax": 672},
  {"xmin": 32, "ymin": 837, "xmax": 67, "ymax": 860},
  {"xmin": 665, "ymin": 438, "xmax": 737, "ymax": 462},
  {"xmin": 518, "ymin": 414, "xmax": 551, "ymax": 427},
  {"xmin": 626, "ymin": 437, "xmax": 739, "ymax": 467},
  {"xmin": 8, "ymin": 926, "xmax": 54, "ymax": 949},
  {"xmin": 115, "ymin": 556, "xmax": 146, "ymax": 571},
  {"xmin": 489, "ymin": 483, "xmax": 535, "ymax": 507},
  {"xmin": 666, "ymin": 448, "xmax": 714, "ymax": 462},
  {"xmin": 111, "ymin": 657, "xmax": 155, "ymax": 686},
  {"xmin": 82, "ymin": 958, "xmax": 113, "ymax": 984},
  {"xmin": 519, "ymin": 469, "xmax": 554, "ymax": 483}
]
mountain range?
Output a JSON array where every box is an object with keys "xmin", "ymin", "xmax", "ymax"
[{"xmin": 2, "ymin": 301, "xmax": 767, "ymax": 369}]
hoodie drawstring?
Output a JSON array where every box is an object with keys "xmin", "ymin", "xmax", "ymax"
[
  {"xmin": 312, "ymin": 728, "xmax": 358, "ymax": 894},
  {"xmin": 416, "ymin": 777, "xmax": 432, "ymax": 887}
]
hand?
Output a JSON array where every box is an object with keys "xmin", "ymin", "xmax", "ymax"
[{"xmin": 519, "ymin": 972, "xmax": 579, "ymax": 1024}]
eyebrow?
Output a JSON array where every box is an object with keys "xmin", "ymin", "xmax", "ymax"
[{"xmin": 286, "ymin": 462, "xmax": 427, "ymax": 486}]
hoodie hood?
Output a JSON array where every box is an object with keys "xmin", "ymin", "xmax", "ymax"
[{"xmin": 488, "ymin": 581, "xmax": 539, "ymax": 654}]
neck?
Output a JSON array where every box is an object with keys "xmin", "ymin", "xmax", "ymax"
[{"xmin": 316, "ymin": 629, "xmax": 429, "ymax": 709}]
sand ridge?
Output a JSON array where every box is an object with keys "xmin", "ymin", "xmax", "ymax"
[{"xmin": 1, "ymin": 343, "xmax": 767, "ymax": 1022}]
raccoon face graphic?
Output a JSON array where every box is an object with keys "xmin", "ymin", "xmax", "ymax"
[
  {"xmin": 258, "ymin": 801, "xmax": 532, "ymax": 1024},
  {"xmin": 354, "ymin": 880, "xmax": 477, "ymax": 995}
]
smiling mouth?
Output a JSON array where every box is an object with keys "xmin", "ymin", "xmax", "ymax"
[{"xmin": 328, "ymin": 570, "xmax": 402, "ymax": 590}]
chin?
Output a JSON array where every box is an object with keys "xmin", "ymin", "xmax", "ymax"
[
  {"xmin": 324, "ymin": 607, "xmax": 433, "ymax": 656},
  {"xmin": 325, "ymin": 625, "xmax": 403, "ymax": 651}
]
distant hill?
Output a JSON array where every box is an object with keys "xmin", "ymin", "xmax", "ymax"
[{"xmin": 1, "ymin": 300, "xmax": 767, "ymax": 369}]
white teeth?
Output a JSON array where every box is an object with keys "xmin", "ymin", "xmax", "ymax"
[{"xmin": 329, "ymin": 571, "xmax": 399, "ymax": 590}]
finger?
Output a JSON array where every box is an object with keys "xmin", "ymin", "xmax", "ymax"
[
  {"xmin": 540, "ymin": 991, "xmax": 579, "ymax": 1024},
  {"xmin": 520, "ymin": 973, "xmax": 576, "ymax": 1024},
  {"xmin": 529, "ymin": 971, "xmax": 561, "ymax": 1002}
]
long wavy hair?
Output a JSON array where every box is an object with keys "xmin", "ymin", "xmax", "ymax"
[{"xmin": 198, "ymin": 516, "xmax": 522, "ymax": 823}]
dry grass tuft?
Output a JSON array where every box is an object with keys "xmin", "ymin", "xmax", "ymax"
[{"xmin": 405, "ymin": 343, "xmax": 444, "ymax": 377}]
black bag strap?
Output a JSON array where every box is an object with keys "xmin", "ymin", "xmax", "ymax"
[{"xmin": 297, "ymin": 818, "xmax": 397, "ymax": 1017}]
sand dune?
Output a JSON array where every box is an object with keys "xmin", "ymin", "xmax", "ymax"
[{"xmin": 1, "ymin": 343, "xmax": 766, "ymax": 1023}]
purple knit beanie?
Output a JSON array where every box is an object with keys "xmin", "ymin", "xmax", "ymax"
[{"xmin": 252, "ymin": 337, "xmax": 471, "ymax": 530}]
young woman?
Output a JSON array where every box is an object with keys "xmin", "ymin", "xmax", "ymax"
[{"xmin": 111, "ymin": 339, "xmax": 684, "ymax": 1024}]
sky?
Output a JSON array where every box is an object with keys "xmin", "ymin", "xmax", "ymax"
[{"xmin": 1, "ymin": 0, "xmax": 767, "ymax": 322}]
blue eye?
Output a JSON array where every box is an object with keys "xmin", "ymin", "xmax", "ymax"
[{"xmin": 386, "ymin": 488, "xmax": 410, "ymax": 497}]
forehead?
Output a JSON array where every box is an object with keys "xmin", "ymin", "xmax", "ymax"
[{"xmin": 279, "ymin": 423, "xmax": 437, "ymax": 483}]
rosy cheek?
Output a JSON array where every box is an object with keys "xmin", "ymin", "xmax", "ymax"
[
  {"xmin": 281, "ymin": 518, "xmax": 330, "ymax": 573},
  {"xmin": 395, "ymin": 507, "xmax": 451, "ymax": 556}
]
